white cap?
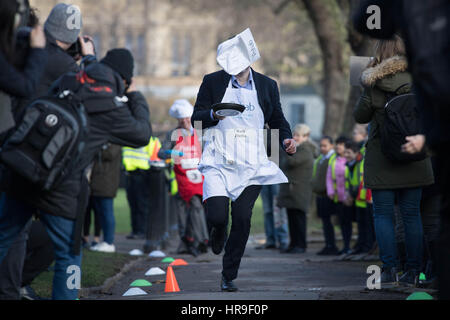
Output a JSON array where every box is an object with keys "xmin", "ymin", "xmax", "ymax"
[
  {"xmin": 169, "ymin": 99, "xmax": 194, "ymax": 119},
  {"xmin": 217, "ymin": 28, "xmax": 261, "ymax": 76}
]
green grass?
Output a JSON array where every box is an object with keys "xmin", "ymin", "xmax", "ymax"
[
  {"xmin": 112, "ymin": 188, "xmax": 265, "ymax": 236},
  {"xmin": 31, "ymin": 250, "xmax": 138, "ymax": 299}
]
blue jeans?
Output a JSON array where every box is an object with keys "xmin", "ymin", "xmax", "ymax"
[
  {"xmin": 260, "ymin": 185, "xmax": 288, "ymax": 247},
  {"xmin": 372, "ymin": 188, "xmax": 424, "ymax": 271},
  {"xmin": 91, "ymin": 196, "xmax": 115, "ymax": 245},
  {"xmin": 0, "ymin": 194, "xmax": 81, "ymax": 300}
]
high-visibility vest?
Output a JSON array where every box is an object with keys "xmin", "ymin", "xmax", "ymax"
[
  {"xmin": 170, "ymin": 169, "xmax": 178, "ymax": 195},
  {"xmin": 356, "ymin": 157, "xmax": 372, "ymax": 207},
  {"xmin": 345, "ymin": 160, "xmax": 362, "ymax": 205},
  {"xmin": 122, "ymin": 137, "xmax": 161, "ymax": 172},
  {"xmin": 330, "ymin": 154, "xmax": 346, "ymax": 203},
  {"xmin": 312, "ymin": 152, "xmax": 336, "ymax": 179}
]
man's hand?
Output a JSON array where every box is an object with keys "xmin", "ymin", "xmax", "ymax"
[
  {"xmin": 283, "ymin": 139, "xmax": 297, "ymax": 155},
  {"xmin": 401, "ymin": 134, "xmax": 426, "ymax": 154},
  {"xmin": 126, "ymin": 79, "xmax": 137, "ymax": 93},
  {"xmin": 79, "ymin": 35, "xmax": 95, "ymax": 56},
  {"xmin": 30, "ymin": 25, "xmax": 46, "ymax": 49}
]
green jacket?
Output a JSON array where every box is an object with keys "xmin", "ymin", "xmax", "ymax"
[
  {"xmin": 278, "ymin": 140, "xmax": 315, "ymax": 213},
  {"xmin": 353, "ymin": 55, "xmax": 434, "ymax": 189}
]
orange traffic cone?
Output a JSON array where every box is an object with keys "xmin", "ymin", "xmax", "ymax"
[
  {"xmin": 170, "ymin": 259, "xmax": 188, "ymax": 266},
  {"xmin": 164, "ymin": 266, "xmax": 180, "ymax": 293}
]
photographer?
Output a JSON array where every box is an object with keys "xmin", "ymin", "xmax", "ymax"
[
  {"xmin": 0, "ymin": 2, "xmax": 95, "ymax": 300},
  {"xmin": 0, "ymin": 0, "xmax": 47, "ymax": 138}
]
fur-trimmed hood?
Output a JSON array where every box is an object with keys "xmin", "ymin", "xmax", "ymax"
[{"xmin": 361, "ymin": 55, "xmax": 408, "ymax": 87}]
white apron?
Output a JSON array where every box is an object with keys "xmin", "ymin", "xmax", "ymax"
[{"xmin": 199, "ymin": 73, "xmax": 288, "ymax": 201}]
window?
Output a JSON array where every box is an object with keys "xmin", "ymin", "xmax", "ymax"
[
  {"xmin": 171, "ymin": 33, "xmax": 192, "ymax": 76},
  {"xmin": 136, "ymin": 34, "xmax": 147, "ymax": 75},
  {"xmin": 290, "ymin": 103, "xmax": 306, "ymax": 128}
]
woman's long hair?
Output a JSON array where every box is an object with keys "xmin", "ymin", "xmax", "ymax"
[
  {"xmin": 0, "ymin": 0, "xmax": 20, "ymax": 62},
  {"xmin": 368, "ymin": 34, "xmax": 406, "ymax": 68}
]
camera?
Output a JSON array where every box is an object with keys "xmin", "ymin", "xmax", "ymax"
[{"xmin": 67, "ymin": 36, "xmax": 94, "ymax": 61}]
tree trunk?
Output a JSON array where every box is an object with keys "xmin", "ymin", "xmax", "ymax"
[
  {"xmin": 298, "ymin": 0, "xmax": 350, "ymax": 139},
  {"xmin": 340, "ymin": 0, "xmax": 374, "ymax": 137}
]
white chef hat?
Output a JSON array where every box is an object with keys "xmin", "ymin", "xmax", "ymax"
[
  {"xmin": 169, "ymin": 99, "xmax": 194, "ymax": 119},
  {"xmin": 216, "ymin": 28, "xmax": 261, "ymax": 76}
]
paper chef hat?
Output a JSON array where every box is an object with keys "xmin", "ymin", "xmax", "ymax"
[
  {"xmin": 169, "ymin": 99, "xmax": 194, "ymax": 119},
  {"xmin": 216, "ymin": 28, "xmax": 261, "ymax": 76}
]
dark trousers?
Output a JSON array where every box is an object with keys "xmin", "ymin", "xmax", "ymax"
[
  {"xmin": 355, "ymin": 205, "xmax": 376, "ymax": 252},
  {"xmin": 205, "ymin": 185, "xmax": 262, "ymax": 281},
  {"xmin": 316, "ymin": 196, "xmax": 337, "ymax": 249},
  {"xmin": 177, "ymin": 195, "xmax": 209, "ymax": 246},
  {"xmin": 126, "ymin": 170, "xmax": 150, "ymax": 235},
  {"xmin": 336, "ymin": 203, "xmax": 354, "ymax": 251},
  {"xmin": 83, "ymin": 197, "xmax": 102, "ymax": 238},
  {"xmin": 435, "ymin": 146, "xmax": 450, "ymax": 299},
  {"xmin": 22, "ymin": 220, "xmax": 54, "ymax": 287},
  {"xmin": 286, "ymin": 208, "xmax": 307, "ymax": 249},
  {"xmin": 0, "ymin": 219, "xmax": 31, "ymax": 300}
]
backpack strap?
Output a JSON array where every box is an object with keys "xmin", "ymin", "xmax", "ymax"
[{"xmin": 394, "ymin": 83, "xmax": 412, "ymax": 95}]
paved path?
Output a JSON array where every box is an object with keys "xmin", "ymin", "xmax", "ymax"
[{"xmin": 85, "ymin": 234, "xmax": 414, "ymax": 300}]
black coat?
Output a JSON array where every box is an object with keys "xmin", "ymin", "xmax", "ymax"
[
  {"xmin": 0, "ymin": 48, "xmax": 48, "ymax": 135},
  {"xmin": 191, "ymin": 69, "xmax": 292, "ymax": 148},
  {"xmin": 90, "ymin": 144, "xmax": 122, "ymax": 198},
  {"xmin": 4, "ymin": 63, "xmax": 152, "ymax": 220}
]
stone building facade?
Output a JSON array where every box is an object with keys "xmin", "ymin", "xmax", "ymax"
[{"xmin": 30, "ymin": 0, "xmax": 224, "ymax": 86}]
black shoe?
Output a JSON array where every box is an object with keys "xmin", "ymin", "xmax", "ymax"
[
  {"xmin": 126, "ymin": 233, "xmax": 137, "ymax": 239},
  {"xmin": 255, "ymin": 243, "xmax": 276, "ymax": 250},
  {"xmin": 399, "ymin": 269, "xmax": 419, "ymax": 287},
  {"xmin": 380, "ymin": 267, "xmax": 399, "ymax": 285},
  {"xmin": 221, "ymin": 276, "xmax": 238, "ymax": 292},
  {"xmin": 198, "ymin": 241, "xmax": 208, "ymax": 254},
  {"xmin": 282, "ymin": 247, "xmax": 305, "ymax": 254},
  {"xmin": 338, "ymin": 248, "xmax": 353, "ymax": 255},
  {"xmin": 317, "ymin": 246, "xmax": 340, "ymax": 256},
  {"xmin": 210, "ymin": 227, "xmax": 227, "ymax": 255},
  {"xmin": 292, "ymin": 247, "xmax": 306, "ymax": 254},
  {"xmin": 187, "ymin": 244, "xmax": 199, "ymax": 257}
]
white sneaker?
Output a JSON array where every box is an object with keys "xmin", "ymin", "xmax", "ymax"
[{"xmin": 91, "ymin": 242, "xmax": 115, "ymax": 253}]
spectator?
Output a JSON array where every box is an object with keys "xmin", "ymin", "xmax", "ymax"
[
  {"xmin": 0, "ymin": 0, "xmax": 48, "ymax": 300},
  {"xmin": 352, "ymin": 124, "xmax": 368, "ymax": 150},
  {"xmin": 158, "ymin": 99, "xmax": 209, "ymax": 257},
  {"xmin": 256, "ymin": 184, "xmax": 289, "ymax": 251},
  {"xmin": 0, "ymin": 0, "xmax": 47, "ymax": 138},
  {"xmin": 88, "ymin": 143, "xmax": 122, "ymax": 253},
  {"xmin": 82, "ymin": 198, "xmax": 101, "ymax": 249},
  {"xmin": 313, "ymin": 136, "xmax": 339, "ymax": 255},
  {"xmin": 353, "ymin": 35, "xmax": 434, "ymax": 286},
  {"xmin": 344, "ymin": 140, "xmax": 374, "ymax": 255},
  {"xmin": 0, "ymin": 48, "xmax": 152, "ymax": 300},
  {"xmin": 326, "ymin": 136, "xmax": 353, "ymax": 255},
  {"xmin": 353, "ymin": 0, "xmax": 450, "ymax": 298},
  {"xmin": 278, "ymin": 124, "xmax": 315, "ymax": 254},
  {"xmin": 123, "ymin": 137, "xmax": 161, "ymax": 240}
]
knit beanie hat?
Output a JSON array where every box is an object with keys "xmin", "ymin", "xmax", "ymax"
[
  {"xmin": 100, "ymin": 49, "xmax": 134, "ymax": 84},
  {"xmin": 44, "ymin": 3, "xmax": 82, "ymax": 44}
]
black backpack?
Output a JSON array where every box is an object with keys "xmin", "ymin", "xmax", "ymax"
[
  {"xmin": 380, "ymin": 84, "xmax": 427, "ymax": 163},
  {"xmin": 0, "ymin": 90, "xmax": 88, "ymax": 191}
]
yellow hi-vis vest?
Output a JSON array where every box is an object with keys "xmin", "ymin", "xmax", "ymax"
[
  {"xmin": 122, "ymin": 137, "xmax": 161, "ymax": 172},
  {"xmin": 170, "ymin": 168, "xmax": 178, "ymax": 195}
]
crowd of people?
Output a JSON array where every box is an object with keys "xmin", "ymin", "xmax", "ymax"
[{"xmin": 0, "ymin": 0, "xmax": 449, "ymax": 300}]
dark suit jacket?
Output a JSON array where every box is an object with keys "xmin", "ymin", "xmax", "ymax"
[{"xmin": 191, "ymin": 69, "xmax": 292, "ymax": 149}]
